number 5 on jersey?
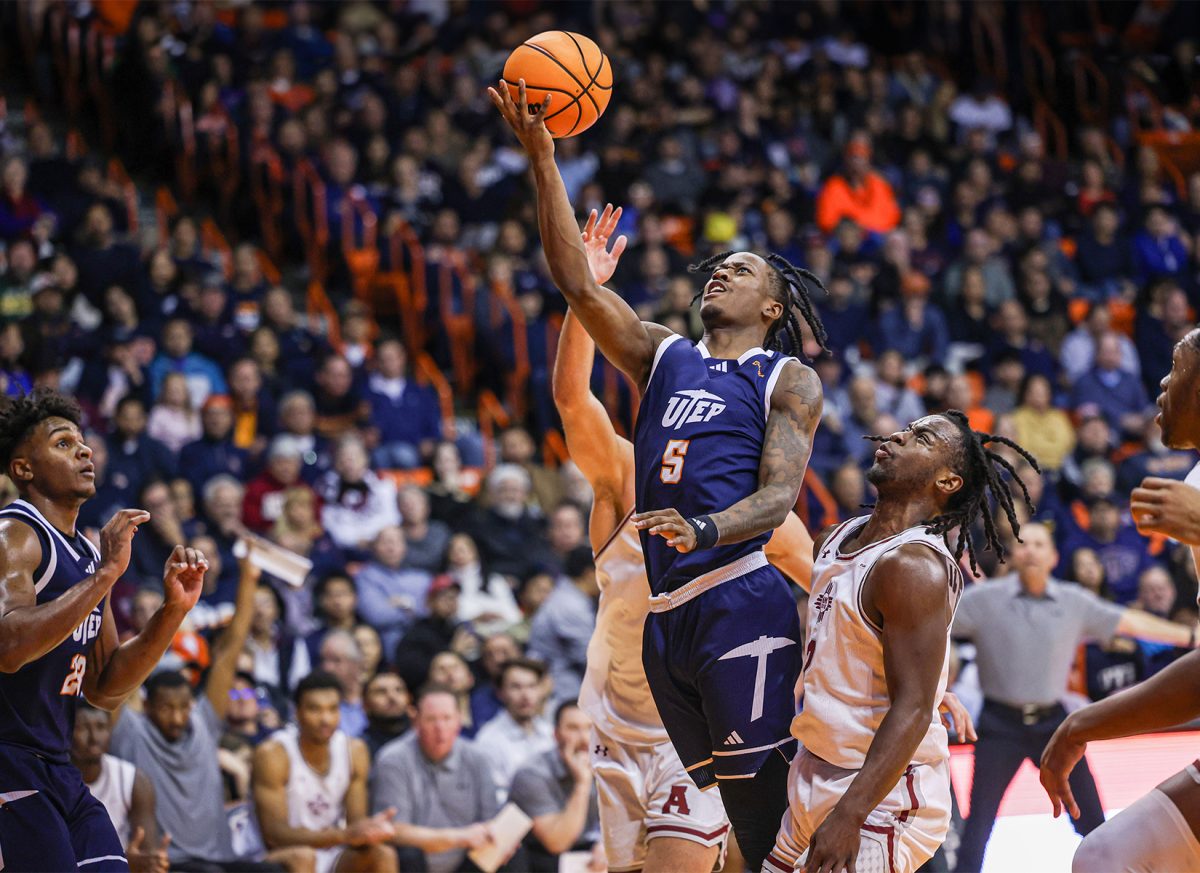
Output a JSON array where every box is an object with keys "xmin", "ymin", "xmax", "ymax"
[{"xmin": 660, "ymin": 439, "xmax": 690, "ymax": 484}]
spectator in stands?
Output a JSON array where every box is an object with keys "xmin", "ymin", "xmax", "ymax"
[
  {"xmin": 190, "ymin": 279, "xmax": 243, "ymax": 370},
  {"xmin": 362, "ymin": 670, "xmax": 411, "ymax": 758},
  {"xmin": 147, "ymin": 371, "xmax": 202, "ymax": 453},
  {"xmin": 1133, "ymin": 204, "xmax": 1190, "ymax": 286},
  {"xmin": 1132, "ymin": 565, "xmax": 1178, "ymax": 619},
  {"xmin": 261, "ymin": 287, "xmax": 328, "ymax": 391},
  {"xmin": 1075, "ymin": 203, "xmax": 1135, "ymax": 299},
  {"xmin": 227, "ymin": 357, "xmax": 276, "ymax": 454},
  {"xmin": 1136, "ymin": 282, "xmax": 1193, "ymax": 397},
  {"xmin": 1117, "ymin": 418, "xmax": 1195, "ymax": 493},
  {"xmin": 394, "ymin": 575, "xmax": 464, "ymax": 694},
  {"xmin": 509, "ymin": 570, "xmax": 556, "ymax": 647},
  {"xmin": 427, "ymin": 440, "xmax": 475, "ymax": 528},
  {"xmin": 468, "ymin": 464, "xmax": 549, "ymax": 579},
  {"xmin": 475, "ymin": 658, "xmax": 555, "ymax": 798},
  {"xmin": 1011, "ymin": 374, "xmax": 1075, "ymax": 472},
  {"xmin": 355, "ymin": 525, "xmax": 432, "ymax": 653},
  {"xmin": 471, "ymin": 632, "xmax": 521, "ymax": 728},
  {"xmin": 815, "ymin": 134, "xmax": 900, "ymax": 235},
  {"xmin": 371, "ymin": 686, "xmax": 507, "ymax": 873},
  {"xmin": 318, "ymin": 630, "xmax": 368, "ymax": 739},
  {"xmin": 528, "ymin": 547, "xmax": 598, "ymax": 706},
  {"xmin": 0, "ymin": 155, "xmax": 48, "ymax": 244},
  {"xmin": 948, "ymin": 79, "xmax": 1013, "ymax": 144},
  {"xmin": 828, "ymin": 461, "xmax": 867, "ymax": 523},
  {"xmin": 989, "ymin": 300, "xmax": 1057, "ymax": 382},
  {"xmin": 815, "ymin": 272, "xmax": 869, "ymax": 357},
  {"xmin": 72, "ymin": 704, "xmax": 168, "ymax": 873},
  {"xmin": 871, "ymin": 274, "xmax": 949, "ymax": 363},
  {"xmin": 446, "ymin": 531, "xmax": 523, "ymax": 636},
  {"xmin": 129, "ymin": 478, "xmax": 196, "ymax": 590},
  {"xmin": 199, "ymin": 474, "xmax": 248, "ymax": 579},
  {"xmin": 306, "ymin": 572, "xmax": 360, "ymax": 660},
  {"xmin": 873, "ymin": 350, "xmax": 926, "ymax": 425},
  {"xmin": 225, "ymin": 672, "xmax": 272, "ymax": 745},
  {"xmin": 547, "ymin": 502, "xmax": 587, "ymax": 572},
  {"xmin": 428, "ymin": 650, "xmax": 483, "ymax": 737},
  {"xmin": 180, "ymin": 396, "xmax": 251, "ymax": 494},
  {"xmin": 1061, "ymin": 303, "xmax": 1141, "ymax": 385},
  {"xmin": 110, "ymin": 556, "xmax": 264, "ymax": 871},
  {"xmin": 943, "ymin": 229, "xmax": 1016, "ymax": 308},
  {"xmin": 0, "ymin": 239, "xmax": 39, "ymax": 323},
  {"xmin": 270, "ymin": 487, "xmax": 342, "ymax": 582},
  {"xmin": 275, "ymin": 390, "xmax": 325, "ymax": 478},
  {"xmin": 106, "ymin": 394, "xmax": 177, "ymax": 497},
  {"xmin": 242, "ymin": 435, "xmax": 313, "ymax": 534},
  {"xmin": 71, "ymin": 202, "xmax": 140, "ymax": 306},
  {"xmin": 398, "ymin": 485, "xmax": 451, "ymax": 574},
  {"xmin": 365, "ymin": 338, "xmax": 443, "ymax": 469},
  {"xmin": 1058, "ymin": 495, "xmax": 1156, "ymax": 605},
  {"xmin": 149, "ymin": 318, "xmax": 228, "ymax": 406},
  {"xmin": 498, "ymin": 426, "xmax": 562, "ymax": 513},
  {"xmin": 316, "ymin": 433, "xmax": 400, "ymax": 557},
  {"xmin": 313, "ymin": 355, "xmax": 364, "ymax": 439},
  {"xmin": 509, "ymin": 701, "xmax": 602, "ymax": 872},
  {"xmin": 247, "ymin": 584, "xmax": 312, "ymax": 703},
  {"xmin": 1071, "ymin": 333, "xmax": 1153, "ymax": 438}
]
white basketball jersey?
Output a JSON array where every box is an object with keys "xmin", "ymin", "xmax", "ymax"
[
  {"xmin": 792, "ymin": 517, "xmax": 963, "ymax": 770},
  {"xmin": 1186, "ymin": 462, "xmax": 1200, "ymax": 595},
  {"xmin": 579, "ymin": 511, "xmax": 669, "ymax": 747},
  {"xmin": 87, "ymin": 753, "xmax": 136, "ymax": 848},
  {"xmin": 275, "ymin": 725, "xmax": 352, "ymax": 835}
]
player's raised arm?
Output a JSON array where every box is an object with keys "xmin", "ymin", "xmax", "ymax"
[
  {"xmin": 0, "ymin": 508, "xmax": 147, "ymax": 674},
  {"xmin": 488, "ymin": 80, "xmax": 667, "ymax": 388},
  {"xmin": 804, "ymin": 545, "xmax": 954, "ymax": 872},
  {"xmin": 83, "ymin": 541, "xmax": 208, "ymax": 709}
]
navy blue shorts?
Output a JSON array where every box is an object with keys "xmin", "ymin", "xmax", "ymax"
[
  {"xmin": 642, "ymin": 563, "xmax": 802, "ymax": 789},
  {"xmin": 0, "ymin": 745, "xmax": 127, "ymax": 872}
]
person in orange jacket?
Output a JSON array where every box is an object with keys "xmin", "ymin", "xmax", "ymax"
[{"xmin": 815, "ymin": 134, "xmax": 901, "ymax": 236}]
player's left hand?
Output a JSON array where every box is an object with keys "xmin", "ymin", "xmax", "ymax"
[
  {"xmin": 633, "ymin": 508, "xmax": 697, "ymax": 552},
  {"xmin": 582, "ymin": 203, "xmax": 628, "ymax": 286},
  {"xmin": 1131, "ymin": 477, "xmax": 1200, "ymax": 543},
  {"xmin": 1039, "ymin": 715, "xmax": 1087, "ymax": 820},
  {"xmin": 938, "ymin": 690, "xmax": 978, "ymax": 742},
  {"xmin": 163, "ymin": 545, "xmax": 208, "ymax": 611},
  {"xmin": 802, "ymin": 807, "xmax": 862, "ymax": 873}
]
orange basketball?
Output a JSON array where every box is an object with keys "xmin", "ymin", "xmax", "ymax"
[{"xmin": 503, "ymin": 31, "xmax": 613, "ymax": 139}]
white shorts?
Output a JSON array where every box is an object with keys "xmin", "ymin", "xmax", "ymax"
[
  {"xmin": 763, "ymin": 749, "xmax": 951, "ymax": 873},
  {"xmin": 591, "ymin": 726, "xmax": 729, "ymax": 872}
]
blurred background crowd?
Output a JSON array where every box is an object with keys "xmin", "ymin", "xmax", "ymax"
[{"xmin": 3, "ymin": 0, "xmax": 1200, "ymax": 870}]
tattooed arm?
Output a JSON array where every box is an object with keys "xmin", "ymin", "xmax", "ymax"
[{"xmin": 635, "ymin": 361, "xmax": 823, "ymax": 551}]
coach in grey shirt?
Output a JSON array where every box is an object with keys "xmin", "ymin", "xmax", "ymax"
[
  {"xmin": 371, "ymin": 686, "xmax": 502, "ymax": 873},
  {"xmin": 952, "ymin": 522, "xmax": 1197, "ymax": 872},
  {"xmin": 509, "ymin": 700, "xmax": 600, "ymax": 871}
]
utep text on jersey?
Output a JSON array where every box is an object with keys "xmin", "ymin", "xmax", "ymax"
[
  {"xmin": 634, "ymin": 336, "xmax": 796, "ymax": 593},
  {"xmin": 0, "ymin": 498, "xmax": 104, "ymax": 761}
]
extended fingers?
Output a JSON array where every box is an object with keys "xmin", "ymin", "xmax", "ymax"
[
  {"xmin": 600, "ymin": 204, "xmax": 622, "ymax": 237},
  {"xmin": 582, "ymin": 209, "xmax": 598, "ymax": 240}
]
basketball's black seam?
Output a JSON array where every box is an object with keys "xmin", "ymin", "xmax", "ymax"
[
  {"xmin": 565, "ymin": 32, "xmax": 592, "ymax": 78},
  {"xmin": 525, "ymin": 42, "xmax": 602, "ymax": 116}
]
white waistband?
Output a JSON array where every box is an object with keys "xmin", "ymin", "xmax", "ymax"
[{"xmin": 647, "ymin": 551, "xmax": 769, "ymax": 613}]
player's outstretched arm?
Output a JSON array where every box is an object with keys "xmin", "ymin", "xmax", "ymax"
[
  {"xmin": 487, "ymin": 80, "xmax": 667, "ymax": 387},
  {"xmin": 1041, "ymin": 648, "xmax": 1200, "ymax": 819},
  {"xmin": 635, "ymin": 361, "xmax": 823, "ymax": 552},
  {"xmin": 804, "ymin": 545, "xmax": 952, "ymax": 873},
  {"xmin": 0, "ymin": 509, "xmax": 148, "ymax": 674},
  {"xmin": 765, "ymin": 512, "xmax": 815, "ymax": 591},
  {"xmin": 84, "ymin": 543, "xmax": 208, "ymax": 709}
]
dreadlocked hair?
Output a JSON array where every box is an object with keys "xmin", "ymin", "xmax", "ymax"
[
  {"xmin": 0, "ymin": 389, "xmax": 83, "ymax": 472},
  {"xmin": 687, "ymin": 251, "xmax": 830, "ymax": 358},
  {"xmin": 864, "ymin": 409, "xmax": 1041, "ymax": 576}
]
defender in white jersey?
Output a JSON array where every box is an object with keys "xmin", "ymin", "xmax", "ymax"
[
  {"xmin": 766, "ymin": 411, "xmax": 1038, "ymax": 873},
  {"xmin": 1042, "ymin": 329, "xmax": 1200, "ymax": 873},
  {"xmin": 253, "ymin": 673, "xmax": 398, "ymax": 873},
  {"xmin": 554, "ymin": 207, "xmax": 815, "ymax": 872}
]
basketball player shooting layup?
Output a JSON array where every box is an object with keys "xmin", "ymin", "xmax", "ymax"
[
  {"xmin": 1040, "ymin": 327, "xmax": 1200, "ymax": 873},
  {"xmin": 0, "ymin": 390, "xmax": 208, "ymax": 872},
  {"xmin": 556, "ymin": 204, "xmax": 815, "ymax": 872},
  {"xmin": 491, "ymin": 80, "xmax": 827, "ymax": 869},
  {"xmin": 765, "ymin": 413, "xmax": 1037, "ymax": 873}
]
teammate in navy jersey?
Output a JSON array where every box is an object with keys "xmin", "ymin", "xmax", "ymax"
[
  {"xmin": 0, "ymin": 390, "xmax": 207, "ymax": 872},
  {"xmin": 491, "ymin": 81, "xmax": 827, "ymax": 870}
]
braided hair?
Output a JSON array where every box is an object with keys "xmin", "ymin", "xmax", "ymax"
[
  {"xmin": 688, "ymin": 251, "xmax": 830, "ymax": 358},
  {"xmin": 866, "ymin": 409, "xmax": 1041, "ymax": 575}
]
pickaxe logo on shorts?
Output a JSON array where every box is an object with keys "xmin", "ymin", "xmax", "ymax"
[{"xmin": 719, "ymin": 635, "xmax": 797, "ymax": 722}]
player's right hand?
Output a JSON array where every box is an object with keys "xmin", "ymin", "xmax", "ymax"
[
  {"xmin": 1038, "ymin": 716, "xmax": 1086, "ymax": 820},
  {"xmin": 1132, "ymin": 477, "xmax": 1200, "ymax": 543},
  {"xmin": 582, "ymin": 203, "xmax": 628, "ymax": 286},
  {"xmin": 487, "ymin": 78, "xmax": 554, "ymax": 158},
  {"xmin": 346, "ymin": 809, "xmax": 397, "ymax": 846},
  {"xmin": 98, "ymin": 508, "xmax": 152, "ymax": 581}
]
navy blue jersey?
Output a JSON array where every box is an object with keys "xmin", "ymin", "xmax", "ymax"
[
  {"xmin": 0, "ymin": 499, "xmax": 104, "ymax": 762},
  {"xmin": 634, "ymin": 336, "xmax": 797, "ymax": 594}
]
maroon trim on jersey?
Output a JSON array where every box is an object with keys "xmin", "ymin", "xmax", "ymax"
[
  {"xmin": 763, "ymin": 852, "xmax": 792, "ymax": 873},
  {"xmin": 594, "ymin": 507, "xmax": 636, "ymax": 561},
  {"xmin": 898, "ymin": 764, "xmax": 919, "ymax": 822},
  {"xmin": 646, "ymin": 823, "xmax": 730, "ymax": 843},
  {"xmin": 861, "ymin": 823, "xmax": 896, "ymax": 873}
]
